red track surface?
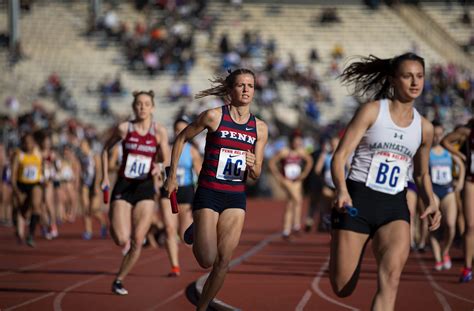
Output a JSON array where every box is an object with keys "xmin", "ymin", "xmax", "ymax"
[{"xmin": 1, "ymin": 199, "xmax": 473, "ymax": 310}]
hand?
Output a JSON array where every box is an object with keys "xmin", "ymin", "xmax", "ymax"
[
  {"xmin": 454, "ymin": 180, "xmax": 464, "ymax": 193},
  {"xmin": 164, "ymin": 176, "xmax": 178, "ymax": 199},
  {"xmin": 333, "ymin": 188, "xmax": 353, "ymax": 214},
  {"xmin": 246, "ymin": 150, "xmax": 256, "ymax": 169},
  {"xmin": 420, "ymin": 203, "xmax": 442, "ymax": 231},
  {"xmin": 151, "ymin": 163, "xmax": 162, "ymax": 176},
  {"xmin": 100, "ymin": 177, "xmax": 110, "ymax": 191}
]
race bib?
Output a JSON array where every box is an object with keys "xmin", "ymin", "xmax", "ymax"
[
  {"xmin": 431, "ymin": 165, "xmax": 452, "ymax": 185},
  {"xmin": 124, "ymin": 153, "xmax": 152, "ymax": 179},
  {"xmin": 176, "ymin": 167, "xmax": 186, "ymax": 186},
  {"xmin": 216, "ymin": 148, "xmax": 246, "ymax": 181},
  {"xmin": 284, "ymin": 163, "xmax": 301, "ymax": 180},
  {"xmin": 22, "ymin": 165, "xmax": 38, "ymax": 182},
  {"xmin": 366, "ymin": 151, "xmax": 409, "ymax": 195}
]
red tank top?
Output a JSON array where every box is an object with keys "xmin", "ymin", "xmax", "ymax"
[
  {"xmin": 119, "ymin": 122, "xmax": 159, "ymax": 180},
  {"xmin": 198, "ymin": 105, "xmax": 258, "ymax": 193},
  {"xmin": 280, "ymin": 151, "xmax": 304, "ymax": 181}
]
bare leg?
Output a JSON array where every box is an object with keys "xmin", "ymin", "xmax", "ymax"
[
  {"xmin": 371, "ymin": 221, "xmax": 410, "ymax": 311},
  {"xmin": 197, "ymin": 208, "xmax": 245, "ymax": 311},
  {"xmin": 160, "ymin": 197, "xmax": 179, "ymax": 269},
  {"xmin": 116, "ymin": 200, "xmax": 155, "ymax": 281},
  {"xmin": 440, "ymin": 193, "xmax": 457, "ymax": 259},
  {"xmin": 193, "ymin": 209, "xmax": 219, "ymax": 268},
  {"xmin": 109, "ymin": 200, "xmax": 132, "ymax": 246},
  {"xmin": 463, "ymin": 181, "xmax": 474, "ymax": 269},
  {"xmin": 406, "ymin": 190, "xmax": 417, "ymax": 248},
  {"xmin": 329, "ymin": 229, "xmax": 369, "ymax": 297}
]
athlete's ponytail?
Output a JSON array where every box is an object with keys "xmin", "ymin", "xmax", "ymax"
[
  {"xmin": 195, "ymin": 68, "xmax": 256, "ymax": 101},
  {"xmin": 339, "ymin": 52, "xmax": 425, "ymax": 100}
]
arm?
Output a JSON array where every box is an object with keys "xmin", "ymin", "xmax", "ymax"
[
  {"xmin": 11, "ymin": 151, "xmax": 19, "ymax": 195},
  {"xmin": 441, "ymin": 126, "xmax": 469, "ymax": 161},
  {"xmin": 452, "ymin": 153, "xmax": 465, "ymax": 192},
  {"xmin": 298, "ymin": 148, "xmax": 314, "ymax": 181},
  {"xmin": 267, "ymin": 149, "xmax": 286, "ymax": 181},
  {"xmin": 331, "ymin": 101, "xmax": 379, "ymax": 211},
  {"xmin": 165, "ymin": 108, "xmax": 220, "ymax": 195},
  {"xmin": 413, "ymin": 118, "xmax": 441, "ymax": 231},
  {"xmin": 247, "ymin": 118, "xmax": 268, "ymax": 180},
  {"xmin": 190, "ymin": 145, "xmax": 203, "ymax": 176},
  {"xmin": 155, "ymin": 124, "xmax": 171, "ymax": 166},
  {"xmin": 314, "ymin": 151, "xmax": 325, "ymax": 176},
  {"xmin": 101, "ymin": 123, "xmax": 126, "ymax": 189},
  {"xmin": 94, "ymin": 154, "xmax": 102, "ymax": 192}
]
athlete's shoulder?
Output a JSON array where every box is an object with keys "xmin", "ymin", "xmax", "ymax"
[
  {"xmin": 116, "ymin": 121, "xmax": 129, "ymax": 136},
  {"xmin": 154, "ymin": 122, "xmax": 168, "ymax": 135},
  {"xmin": 255, "ymin": 117, "xmax": 268, "ymax": 134},
  {"xmin": 420, "ymin": 116, "xmax": 434, "ymax": 142}
]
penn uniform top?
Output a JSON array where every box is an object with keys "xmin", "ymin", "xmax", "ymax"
[
  {"xmin": 119, "ymin": 122, "xmax": 159, "ymax": 180},
  {"xmin": 348, "ymin": 99, "xmax": 422, "ymax": 194},
  {"xmin": 198, "ymin": 105, "xmax": 257, "ymax": 193}
]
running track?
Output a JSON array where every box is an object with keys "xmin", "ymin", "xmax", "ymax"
[{"xmin": 1, "ymin": 199, "xmax": 473, "ymax": 311}]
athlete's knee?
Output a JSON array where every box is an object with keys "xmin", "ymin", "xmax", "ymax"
[
  {"xmin": 113, "ymin": 231, "xmax": 130, "ymax": 247},
  {"xmin": 130, "ymin": 237, "xmax": 144, "ymax": 252},
  {"xmin": 213, "ymin": 255, "xmax": 231, "ymax": 273},
  {"xmin": 194, "ymin": 247, "xmax": 215, "ymax": 269},
  {"xmin": 380, "ymin": 265, "xmax": 403, "ymax": 291},
  {"xmin": 465, "ymin": 222, "xmax": 474, "ymax": 234},
  {"xmin": 165, "ymin": 224, "xmax": 177, "ymax": 240}
]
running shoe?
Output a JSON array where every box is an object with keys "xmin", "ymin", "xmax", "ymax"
[
  {"xmin": 183, "ymin": 223, "xmax": 194, "ymax": 245},
  {"xmin": 459, "ymin": 267, "xmax": 473, "ymax": 283},
  {"xmin": 50, "ymin": 225, "xmax": 59, "ymax": 239},
  {"xmin": 26, "ymin": 235, "xmax": 35, "ymax": 248},
  {"xmin": 111, "ymin": 280, "xmax": 128, "ymax": 295},
  {"xmin": 434, "ymin": 262, "xmax": 443, "ymax": 271},
  {"xmin": 100, "ymin": 225, "xmax": 108, "ymax": 239},
  {"xmin": 443, "ymin": 255, "xmax": 452, "ymax": 270},
  {"xmin": 82, "ymin": 231, "xmax": 93, "ymax": 240},
  {"xmin": 168, "ymin": 266, "xmax": 181, "ymax": 277}
]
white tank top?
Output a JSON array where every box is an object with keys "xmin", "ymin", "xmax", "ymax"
[{"xmin": 348, "ymin": 99, "xmax": 422, "ymax": 195}]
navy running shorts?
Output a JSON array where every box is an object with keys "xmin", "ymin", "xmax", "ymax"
[
  {"xmin": 432, "ymin": 183, "xmax": 453, "ymax": 200},
  {"xmin": 111, "ymin": 177, "xmax": 155, "ymax": 206},
  {"xmin": 176, "ymin": 185, "xmax": 195, "ymax": 205},
  {"xmin": 192, "ymin": 186, "xmax": 246, "ymax": 213},
  {"xmin": 331, "ymin": 179, "xmax": 410, "ymax": 237}
]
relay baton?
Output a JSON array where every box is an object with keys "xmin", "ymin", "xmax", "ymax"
[
  {"xmin": 345, "ymin": 205, "xmax": 358, "ymax": 217},
  {"xmin": 170, "ymin": 190, "xmax": 179, "ymax": 214},
  {"xmin": 103, "ymin": 185, "xmax": 110, "ymax": 204}
]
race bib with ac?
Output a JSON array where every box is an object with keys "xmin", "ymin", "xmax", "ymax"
[
  {"xmin": 124, "ymin": 153, "xmax": 152, "ymax": 179},
  {"xmin": 22, "ymin": 165, "xmax": 39, "ymax": 182},
  {"xmin": 366, "ymin": 151, "xmax": 409, "ymax": 195},
  {"xmin": 216, "ymin": 148, "xmax": 246, "ymax": 181},
  {"xmin": 284, "ymin": 163, "xmax": 301, "ymax": 180},
  {"xmin": 431, "ymin": 165, "xmax": 452, "ymax": 185}
]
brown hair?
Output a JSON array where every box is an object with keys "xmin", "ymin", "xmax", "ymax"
[
  {"xmin": 195, "ymin": 68, "xmax": 255, "ymax": 101},
  {"xmin": 132, "ymin": 90, "xmax": 155, "ymax": 106},
  {"xmin": 340, "ymin": 52, "xmax": 425, "ymax": 100}
]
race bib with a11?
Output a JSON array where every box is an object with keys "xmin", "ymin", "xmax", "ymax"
[
  {"xmin": 431, "ymin": 165, "xmax": 452, "ymax": 185},
  {"xmin": 216, "ymin": 148, "xmax": 246, "ymax": 181},
  {"xmin": 366, "ymin": 151, "xmax": 409, "ymax": 195},
  {"xmin": 284, "ymin": 163, "xmax": 301, "ymax": 180},
  {"xmin": 124, "ymin": 153, "xmax": 152, "ymax": 179}
]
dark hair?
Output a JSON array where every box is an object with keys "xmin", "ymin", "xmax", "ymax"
[
  {"xmin": 340, "ymin": 52, "xmax": 425, "ymax": 100},
  {"xmin": 195, "ymin": 68, "xmax": 256, "ymax": 101},
  {"xmin": 132, "ymin": 90, "xmax": 155, "ymax": 106},
  {"xmin": 174, "ymin": 115, "xmax": 192, "ymax": 127},
  {"xmin": 431, "ymin": 119, "xmax": 443, "ymax": 128}
]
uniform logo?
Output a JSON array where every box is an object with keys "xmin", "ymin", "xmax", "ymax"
[
  {"xmin": 146, "ymin": 140, "xmax": 153, "ymax": 144},
  {"xmin": 220, "ymin": 130, "xmax": 256, "ymax": 144},
  {"xmin": 394, "ymin": 132, "xmax": 404, "ymax": 140},
  {"xmin": 130, "ymin": 137, "xmax": 139, "ymax": 142},
  {"xmin": 245, "ymin": 127, "xmax": 254, "ymax": 131}
]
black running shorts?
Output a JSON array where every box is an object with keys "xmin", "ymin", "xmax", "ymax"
[
  {"xmin": 331, "ymin": 179, "xmax": 410, "ymax": 237},
  {"xmin": 111, "ymin": 177, "xmax": 155, "ymax": 206},
  {"xmin": 192, "ymin": 186, "xmax": 246, "ymax": 213}
]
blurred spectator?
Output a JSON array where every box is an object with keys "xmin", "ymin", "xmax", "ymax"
[
  {"xmin": 5, "ymin": 96, "xmax": 20, "ymax": 115},
  {"xmin": 331, "ymin": 43, "xmax": 344, "ymax": 60},
  {"xmin": 461, "ymin": 9, "xmax": 472, "ymax": 26},
  {"xmin": 309, "ymin": 48, "xmax": 320, "ymax": 63},
  {"xmin": 320, "ymin": 8, "xmax": 341, "ymax": 24}
]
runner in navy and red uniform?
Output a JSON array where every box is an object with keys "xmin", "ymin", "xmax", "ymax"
[
  {"xmin": 165, "ymin": 69, "xmax": 268, "ymax": 311},
  {"xmin": 442, "ymin": 118, "xmax": 474, "ymax": 282},
  {"xmin": 269, "ymin": 130, "xmax": 313, "ymax": 239},
  {"xmin": 101, "ymin": 90, "xmax": 170, "ymax": 295}
]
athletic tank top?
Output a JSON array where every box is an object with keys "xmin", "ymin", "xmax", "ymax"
[
  {"xmin": 80, "ymin": 153, "xmax": 96, "ymax": 187},
  {"xmin": 198, "ymin": 105, "xmax": 257, "ymax": 193},
  {"xmin": 42, "ymin": 152, "xmax": 56, "ymax": 182},
  {"xmin": 119, "ymin": 122, "xmax": 159, "ymax": 180},
  {"xmin": 177, "ymin": 143, "xmax": 194, "ymax": 187},
  {"xmin": 280, "ymin": 151, "xmax": 303, "ymax": 181},
  {"xmin": 323, "ymin": 152, "xmax": 335, "ymax": 188},
  {"xmin": 17, "ymin": 150, "xmax": 42, "ymax": 184},
  {"xmin": 429, "ymin": 148, "xmax": 453, "ymax": 186},
  {"xmin": 348, "ymin": 99, "xmax": 422, "ymax": 194}
]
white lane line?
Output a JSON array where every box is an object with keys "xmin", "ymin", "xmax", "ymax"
[
  {"xmin": 0, "ymin": 246, "xmax": 109, "ymax": 277},
  {"xmin": 146, "ymin": 289, "xmax": 185, "ymax": 311},
  {"xmin": 295, "ymin": 290, "xmax": 312, "ymax": 311},
  {"xmin": 415, "ymin": 252, "xmax": 474, "ymax": 304},
  {"xmin": 310, "ymin": 256, "xmax": 359, "ymax": 311},
  {"xmin": 53, "ymin": 253, "xmax": 169, "ymax": 311},
  {"xmin": 434, "ymin": 291, "xmax": 453, "ymax": 311},
  {"xmin": 4, "ymin": 292, "xmax": 56, "ymax": 311}
]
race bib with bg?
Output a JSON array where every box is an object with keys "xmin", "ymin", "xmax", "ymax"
[
  {"xmin": 366, "ymin": 151, "xmax": 409, "ymax": 195},
  {"xmin": 124, "ymin": 153, "xmax": 152, "ymax": 179},
  {"xmin": 216, "ymin": 148, "xmax": 246, "ymax": 182}
]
